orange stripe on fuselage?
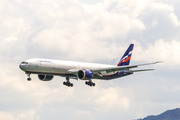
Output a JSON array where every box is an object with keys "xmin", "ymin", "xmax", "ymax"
[{"xmin": 102, "ymin": 71, "xmax": 118, "ymax": 77}]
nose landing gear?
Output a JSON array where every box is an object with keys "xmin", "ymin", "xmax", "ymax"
[{"xmin": 26, "ymin": 72, "xmax": 31, "ymax": 81}]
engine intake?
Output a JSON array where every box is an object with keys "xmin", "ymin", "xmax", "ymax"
[
  {"xmin": 78, "ymin": 69, "xmax": 93, "ymax": 80},
  {"xmin": 38, "ymin": 74, "xmax": 54, "ymax": 81}
]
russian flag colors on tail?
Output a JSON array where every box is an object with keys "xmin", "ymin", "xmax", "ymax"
[{"xmin": 117, "ymin": 44, "xmax": 134, "ymax": 66}]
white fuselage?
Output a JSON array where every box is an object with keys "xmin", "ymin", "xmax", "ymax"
[{"xmin": 19, "ymin": 58, "xmax": 116, "ymax": 77}]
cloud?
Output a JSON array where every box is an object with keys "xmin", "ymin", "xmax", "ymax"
[
  {"xmin": 132, "ymin": 39, "xmax": 180, "ymax": 66},
  {"xmin": 150, "ymin": 2, "xmax": 180, "ymax": 26},
  {"xmin": 0, "ymin": 0, "xmax": 180, "ymax": 120},
  {"xmin": 168, "ymin": 12, "xmax": 180, "ymax": 26},
  {"xmin": 0, "ymin": 110, "xmax": 36, "ymax": 120},
  {"xmin": 94, "ymin": 87, "xmax": 130, "ymax": 111}
]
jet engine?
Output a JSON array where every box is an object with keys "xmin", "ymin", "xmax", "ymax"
[
  {"xmin": 78, "ymin": 69, "xmax": 93, "ymax": 80},
  {"xmin": 38, "ymin": 74, "xmax": 54, "ymax": 81}
]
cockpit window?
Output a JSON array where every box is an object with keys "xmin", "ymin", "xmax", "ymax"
[{"xmin": 21, "ymin": 62, "xmax": 28, "ymax": 64}]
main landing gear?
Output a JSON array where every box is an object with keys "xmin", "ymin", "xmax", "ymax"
[
  {"xmin": 27, "ymin": 72, "xmax": 31, "ymax": 81},
  {"xmin": 63, "ymin": 76, "xmax": 73, "ymax": 87},
  {"xmin": 85, "ymin": 80, "xmax": 95, "ymax": 87}
]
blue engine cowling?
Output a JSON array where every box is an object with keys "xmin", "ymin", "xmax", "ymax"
[{"xmin": 78, "ymin": 69, "xmax": 93, "ymax": 80}]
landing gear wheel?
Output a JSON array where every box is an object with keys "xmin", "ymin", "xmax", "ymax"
[
  {"xmin": 63, "ymin": 76, "xmax": 73, "ymax": 87},
  {"xmin": 27, "ymin": 78, "xmax": 31, "ymax": 81},
  {"xmin": 85, "ymin": 81, "xmax": 88, "ymax": 85},
  {"xmin": 63, "ymin": 82, "xmax": 66, "ymax": 85},
  {"xmin": 85, "ymin": 80, "xmax": 95, "ymax": 87},
  {"xmin": 64, "ymin": 82, "xmax": 73, "ymax": 87}
]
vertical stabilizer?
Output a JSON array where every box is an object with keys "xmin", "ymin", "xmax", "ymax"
[{"xmin": 117, "ymin": 44, "xmax": 134, "ymax": 66}]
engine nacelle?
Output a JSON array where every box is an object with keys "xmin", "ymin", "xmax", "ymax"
[
  {"xmin": 78, "ymin": 69, "xmax": 93, "ymax": 80},
  {"xmin": 38, "ymin": 74, "xmax": 54, "ymax": 81}
]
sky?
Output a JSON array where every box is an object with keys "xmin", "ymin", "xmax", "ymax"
[{"xmin": 0, "ymin": 0, "xmax": 180, "ymax": 120}]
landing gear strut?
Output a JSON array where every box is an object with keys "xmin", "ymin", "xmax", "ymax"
[
  {"xmin": 27, "ymin": 72, "xmax": 31, "ymax": 81},
  {"xmin": 85, "ymin": 80, "xmax": 95, "ymax": 87},
  {"xmin": 63, "ymin": 76, "xmax": 73, "ymax": 87}
]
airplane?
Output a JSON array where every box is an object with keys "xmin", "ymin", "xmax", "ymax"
[{"xmin": 19, "ymin": 44, "xmax": 162, "ymax": 87}]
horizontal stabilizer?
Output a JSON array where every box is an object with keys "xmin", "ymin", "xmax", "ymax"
[{"xmin": 137, "ymin": 61, "xmax": 164, "ymax": 66}]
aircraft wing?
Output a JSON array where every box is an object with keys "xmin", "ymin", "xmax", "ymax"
[
  {"xmin": 91, "ymin": 61, "xmax": 162, "ymax": 73},
  {"xmin": 69, "ymin": 61, "xmax": 163, "ymax": 75}
]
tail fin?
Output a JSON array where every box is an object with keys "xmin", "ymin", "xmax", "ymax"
[{"xmin": 117, "ymin": 44, "xmax": 134, "ymax": 66}]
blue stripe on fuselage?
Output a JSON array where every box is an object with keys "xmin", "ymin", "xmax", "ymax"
[{"xmin": 100, "ymin": 70, "xmax": 133, "ymax": 80}]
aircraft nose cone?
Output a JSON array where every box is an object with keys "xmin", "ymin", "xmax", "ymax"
[
  {"xmin": 19, "ymin": 64, "xmax": 24, "ymax": 70},
  {"xmin": 19, "ymin": 64, "xmax": 22, "ymax": 69}
]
